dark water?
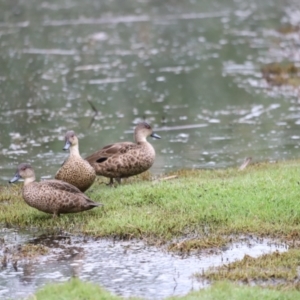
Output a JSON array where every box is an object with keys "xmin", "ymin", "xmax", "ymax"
[
  {"xmin": 0, "ymin": 228, "xmax": 287, "ymax": 300},
  {"xmin": 0, "ymin": 0, "xmax": 300, "ymax": 180}
]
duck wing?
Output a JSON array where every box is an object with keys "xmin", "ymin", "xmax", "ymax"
[
  {"xmin": 42, "ymin": 179, "xmax": 84, "ymax": 194},
  {"xmin": 85, "ymin": 142, "xmax": 136, "ymax": 163},
  {"xmin": 42, "ymin": 180, "xmax": 101, "ymax": 206}
]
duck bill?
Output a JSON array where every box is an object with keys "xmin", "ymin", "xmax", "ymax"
[
  {"xmin": 63, "ymin": 140, "xmax": 71, "ymax": 151},
  {"xmin": 150, "ymin": 132, "xmax": 161, "ymax": 139},
  {"xmin": 9, "ymin": 173, "xmax": 21, "ymax": 183}
]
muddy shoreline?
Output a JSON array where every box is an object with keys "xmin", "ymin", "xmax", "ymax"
[{"xmin": 0, "ymin": 227, "xmax": 287, "ymax": 300}]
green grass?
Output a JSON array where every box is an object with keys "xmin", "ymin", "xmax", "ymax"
[
  {"xmin": 199, "ymin": 249, "xmax": 300, "ymax": 283},
  {"xmin": 4, "ymin": 161, "xmax": 300, "ymax": 297},
  {"xmin": 168, "ymin": 281, "xmax": 300, "ymax": 300},
  {"xmin": 2, "ymin": 160, "xmax": 300, "ymax": 246},
  {"xmin": 30, "ymin": 278, "xmax": 300, "ymax": 300},
  {"xmin": 29, "ymin": 277, "xmax": 140, "ymax": 300}
]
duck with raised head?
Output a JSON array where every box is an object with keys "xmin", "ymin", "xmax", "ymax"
[
  {"xmin": 9, "ymin": 163, "xmax": 101, "ymax": 217},
  {"xmin": 55, "ymin": 130, "xmax": 96, "ymax": 192},
  {"xmin": 85, "ymin": 122, "xmax": 161, "ymax": 185}
]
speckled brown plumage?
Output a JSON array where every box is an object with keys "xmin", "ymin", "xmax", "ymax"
[
  {"xmin": 85, "ymin": 122, "xmax": 161, "ymax": 184},
  {"xmin": 55, "ymin": 130, "xmax": 96, "ymax": 192},
  {"xmin": 9, "ymin": 163, "xmax": 101, "ymax": 217}
]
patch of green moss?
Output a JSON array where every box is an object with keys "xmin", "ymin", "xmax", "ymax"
[
  {"xmin": 0, "ymin": 242, "xmax": 49, "ymax": 269},
  {"xmin": 277, "ymin": 24, "xmax": 300, "ymax": 34},
  {"xmin": 261, "ymin": 62, "xmax": 300, "ymax": 86},
  {"xmin": 29, "ymin": 277, "xmax": 141, "ymax": 300},
  {"xmin": 168, "ymin": 235, "xmax": 230, "ymax": 253},
  {"xmin": 168, "ymin": 281, "xmax": 300, "ymax": 300},
  {"xmin": 199, "ymin": 250, "xmax": 300, "ymax": 284},
  {"xmin": 19, "ymin": 243, "xmax": 49, "ymax": 258}
]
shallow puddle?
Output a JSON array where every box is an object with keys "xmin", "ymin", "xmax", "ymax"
[{"xmin": 0, "ymin": 228, "xmax": 287, "ymax": 300}]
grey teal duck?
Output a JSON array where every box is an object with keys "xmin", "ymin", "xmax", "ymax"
[
  {"xmin": 85, "ymin": 122, "xmax": 161, "ymax": 185},
  {"xmin": 55, "ymin": 130, "xmax": 96, "ymax": 192},
  {"xmin": 9, "ymin": 163, "xmax": 101, "ymax": 217}
]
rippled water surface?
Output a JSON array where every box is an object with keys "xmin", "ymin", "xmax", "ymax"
[
  {"xmin": 1, "ymin": 0, "xmax": 300, "ymax": 180},
  {"xmin": 0, "ymin": 229, "xmax": 287, "ymax": 299}
]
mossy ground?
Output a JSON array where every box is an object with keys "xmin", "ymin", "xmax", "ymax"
[
  {"xmin": 199, "ymin": 249, "xmax": 300, "ymax": 285},
  {"xmin": 2, "ymin": 160, "xmax": 300, "ymax": 298},
  {"xmin": 261, "ymin": 62, "xmax": 300, "ymax": 86}
]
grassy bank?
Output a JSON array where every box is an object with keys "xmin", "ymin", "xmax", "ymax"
[
  {"xmin": 2, "ymin": 160, "xmax": 300, "ymax": 297},
  {"xmin": 1, "ymin": 160, "xmax": 300, "ymax": 244},
  {"xmin": 30, "ymin": 278, "xmax": 300, "ymax": 300}
]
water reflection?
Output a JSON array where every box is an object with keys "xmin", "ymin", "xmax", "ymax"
[
  {"xmin": 0, "ymin": 228, "xmax": 287, "ymax": 300},
  {"xmin": 0, "ymin": 0, "xmax": 300, "ymax": 181}
]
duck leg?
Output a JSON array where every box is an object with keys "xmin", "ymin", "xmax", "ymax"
[
  {"xmin": 107, "ymin": 178, "xmax": 114, "ymax": 186},
  {"xmin": 52, "ymin": 212, "xmax": 59, "ymax": 218},
  {"xmin": 107, "ymin": 177, "xmax": 121, "ymax": 187}
]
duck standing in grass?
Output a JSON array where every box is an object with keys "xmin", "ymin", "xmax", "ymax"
[
  {"xmin": 85, "ymin": 122, "xmax": 161, "ymax": 185},
  {"xmin": 9, "ymin": 163, "xmax": 101, "ymax": 218},
  {"xmin": 55, "ymin": 131, "xmax": 96, "ymax": 192}
]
